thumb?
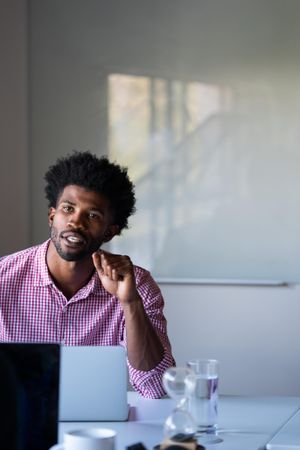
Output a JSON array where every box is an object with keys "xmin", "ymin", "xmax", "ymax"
[{"xmin": 92, "ymin": 251, "xmax": 103, "ymax": 274}]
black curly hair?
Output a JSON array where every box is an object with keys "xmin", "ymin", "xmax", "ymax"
[{"xmin": 44, "ymin": 151, "xmax": 136, "ymax": 233}]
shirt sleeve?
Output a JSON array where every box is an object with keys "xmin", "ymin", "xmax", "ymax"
[{"xmin": 125, "ymin": 267, "xmax": 176, "ymax": 398}]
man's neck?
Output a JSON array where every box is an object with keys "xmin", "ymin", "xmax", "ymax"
[{"xmin": 46, "ymin": 242, "xmax": 95, "ymax": 299}]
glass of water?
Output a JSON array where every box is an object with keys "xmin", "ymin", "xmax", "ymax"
[{"xmin": 186, "ymin": 359, "xmax": 219, "ymax": 435}]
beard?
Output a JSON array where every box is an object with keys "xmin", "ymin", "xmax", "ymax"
[{"xmin": 50, "ymin": 225, "xmax": 103, "ymax": 262}]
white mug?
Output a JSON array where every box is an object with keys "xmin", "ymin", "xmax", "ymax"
[{"xmin": 49, "ymin": 428, "xmax": 116, "ymax": 450}]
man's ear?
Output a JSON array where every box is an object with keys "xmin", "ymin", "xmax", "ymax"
[
  {"xmin": 48, "ymin": 207, "xmax": 56, "ymax": 226},
  {"xmin": 103, "ymin": 224, "xmax": 120, "ymax": 243}
]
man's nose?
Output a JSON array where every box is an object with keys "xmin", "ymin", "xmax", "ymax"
[{"xmin": 67, "ymin": 211, "xmax": 87, "ymax": 229}]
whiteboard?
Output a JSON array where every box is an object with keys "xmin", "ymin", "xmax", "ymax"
[{"xmin": 109, "ymin": 75, "xmax": 300, "ymax": 283}]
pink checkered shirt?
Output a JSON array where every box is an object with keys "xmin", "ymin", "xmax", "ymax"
[{"xmin": 0, "ymin": 240, "xmax": 175, "ymax": 398}]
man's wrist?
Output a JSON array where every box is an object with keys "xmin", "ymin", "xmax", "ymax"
[{"xmin": 124, "ymin": 290, "xmax": 141, "ymax": 303}]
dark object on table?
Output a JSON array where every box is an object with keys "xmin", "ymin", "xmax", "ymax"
[
  {"xmin": 153, "ymin": 436, "xmax": 205, "ymax": 450},
  {"xmin": 0, "ymin": 343, "xmax": 60, "ymax": 450},
  {"xmin": 127, "ymin": 443, "xmax": 148, "ymax": 450}
]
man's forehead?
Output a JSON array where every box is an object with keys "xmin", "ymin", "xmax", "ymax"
[{"xmin": 56, "ymin": 185, "xmax": 110, "ymax": 208}]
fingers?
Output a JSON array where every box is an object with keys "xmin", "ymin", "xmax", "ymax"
[{"xmin": 92, "ymin": 251, "xmax": 132, "ymax": 280}]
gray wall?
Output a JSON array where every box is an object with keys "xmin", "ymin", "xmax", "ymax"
[
  {"xmin": 2, "ymin": 0, "xmax": 300, "ymax": 395},
  {"xmin": 163, "ymin": 282, "xmax": 300, "ymax": 396},
  {"xmin": 0, "ymin": 0, "xmax": 29, "ymax": 254}
]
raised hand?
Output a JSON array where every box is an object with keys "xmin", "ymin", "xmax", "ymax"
[{"xmin": 92, "ymin": 250, "xmax": 139, "ymax": 304}]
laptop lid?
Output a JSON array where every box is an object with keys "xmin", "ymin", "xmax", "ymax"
[
  {"xmin": 59, "ymin": 345, "xmax": 129, "ymax": 421},
  {"xmin": 0, "ymin": 342, "xmax": 60, "ymax": 450},
  {"xmin": 266, "ymin": 408, "xmax": 300, "ymax": 450}
]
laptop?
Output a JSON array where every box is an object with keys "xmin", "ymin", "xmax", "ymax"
[
  {"xmin": 59, "ymin": 345, "xmax": 130, "ymax": 421},
  {"xmin": 266, "ymin": 408, "xmax": 300, "ymax": 449},
  {"xmin": 0, "ymin": 342, "xmax": 60, "ymax": 450}
]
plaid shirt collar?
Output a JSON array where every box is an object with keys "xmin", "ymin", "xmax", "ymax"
[{"xmin": 32, "ymin": 239, "xmax": 100, "ymax": 298}]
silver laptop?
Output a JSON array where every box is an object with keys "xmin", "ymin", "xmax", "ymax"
[
  {"xmin": 266, "ymin": 408, "xmax": 300, "ymax": 450},
  {"xmin": 59, "ymin": 345, "xmax": 129, "ymax": 421}
]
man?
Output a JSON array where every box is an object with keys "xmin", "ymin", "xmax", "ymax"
[{"xmin": 0, "ymin": 151, "xmax": 175, "ymax": 398}]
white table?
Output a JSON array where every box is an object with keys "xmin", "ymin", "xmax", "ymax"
[{"xmin": 59, "ymin": 392, "xmax": 300, "ymax": 450}]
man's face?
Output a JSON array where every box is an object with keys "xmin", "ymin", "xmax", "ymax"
[{"xmin": 48, "ymin": 185, "xmax": 118, "ymax": 262}]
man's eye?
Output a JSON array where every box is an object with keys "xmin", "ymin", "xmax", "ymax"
[
  {"xmin": 89, "ymin": 212, "xmax": 100, "ymax": 220},
  {"xmin": 62, "ymin": 206, "xmax": 73, "ymax": 213}
]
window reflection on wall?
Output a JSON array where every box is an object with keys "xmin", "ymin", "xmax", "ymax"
[{"xmin": 108, "ymin": 73, "xmax": 232, "ymax": 277}]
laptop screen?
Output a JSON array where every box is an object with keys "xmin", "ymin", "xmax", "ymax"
[
  {"xmin": 59, "ymin": 345, "xmax": 129, "ymax": 421},
  {"xmin": 0, "ymin": 343, "xmax": 60, "ymax": 450}
]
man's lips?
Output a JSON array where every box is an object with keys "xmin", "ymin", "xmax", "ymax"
[{"xmin": 60, "ymin": 231, "xmax": 87, "ymax": 245}]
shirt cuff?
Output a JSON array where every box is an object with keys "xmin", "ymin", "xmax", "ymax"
[{"xmin": 127, "ymin": 350, "xmax": 175, "ymax": 398}]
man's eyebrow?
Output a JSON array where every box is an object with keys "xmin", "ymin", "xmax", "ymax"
[
  {"xmin": 89, "ymin": 206, "xmax": 105, "ymax": 214},
  {"xmin": 60, "ymin": 200, "xmax": 76, "ymax": 206},
  {"xmin": 59, "ymin": 199, "xmax": 105, "ymax": 213}
]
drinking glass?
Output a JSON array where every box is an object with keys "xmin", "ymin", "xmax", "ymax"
[{"xmin": 186, "ymin": 359, "xmax": 221, "ymax": 444}]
